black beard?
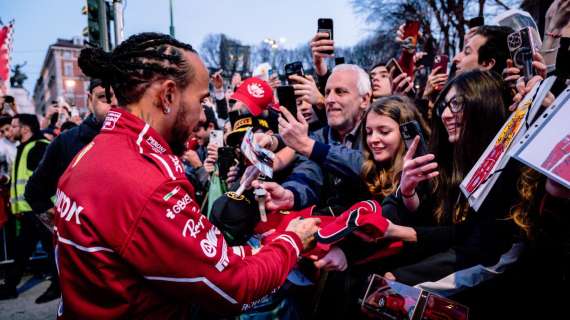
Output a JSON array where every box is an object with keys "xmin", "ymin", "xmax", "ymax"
[{"xmin": 169, "ymin": 103, "xmax": 190, "ymax": 156}]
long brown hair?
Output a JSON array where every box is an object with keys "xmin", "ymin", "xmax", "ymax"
[
  {"xmin": 510, "ymin": 168, "xmax": 545, "ymax": 238},
  {"xmin": 361, "ymin": 95, "xmax": 430, "ymax": 199},
  {"xmin": 430, "ymin": 70, "xmax": 509, "ymax": 223}
]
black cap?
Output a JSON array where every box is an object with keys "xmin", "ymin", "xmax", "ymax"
[{"xmin": 210, "ymin": 191, "xmax": 260, "ymax": 246}]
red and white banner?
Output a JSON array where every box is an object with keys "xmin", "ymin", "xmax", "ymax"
[{"xmin": 0, "ymin": 21, "xmax": 14, "ymax": 96}]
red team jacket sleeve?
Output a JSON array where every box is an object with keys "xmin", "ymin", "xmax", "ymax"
[{"xmin": 119, "ymin": 179, "xmax": 302, "ymax": 314}]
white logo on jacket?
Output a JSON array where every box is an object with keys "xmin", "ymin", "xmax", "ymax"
[
  {"xmin": 165, "ymin": 193, "xmax": 193, "ymax": 220},
  {"xmin": 200, "ymin": 227, "xmax": 220, "ymax": 258},
  {"xmin": 182, "ymin": 215, "xmax": 205, "ymax": 238},
  {"xmin": 146, "ymin": 136, "xmax": 167, "ymax": 154},
  {"xmin": 55, "ymin": 189, "xmax": 84, "ymax": 225},
  {"xmin": 102, "ymin": 111, "xmax": 121, "ymax": 131}
]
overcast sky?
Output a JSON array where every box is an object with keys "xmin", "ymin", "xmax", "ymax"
[{"xmin": 1, "ymin": 0, "xmax": 371, "ymax": 93}]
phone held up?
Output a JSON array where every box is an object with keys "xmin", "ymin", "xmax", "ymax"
[
  {"xmin": 433, "ymin": 55, "xmax": 449, "ymax": 75},
  {"xmin": 400, "ymin": 120, "xmax": 428, "ymax": 158},
  {"xmin": 317, "ymin": 18, "xmax": 334, "ymax": 55},
  {"xmin": 276, "ymin": 86, "xmax": 297, "ymax": 117},
  {"xmin": 285, "ymin": 61, "xmax": 305, "ymax": 85},
  {"xmin": 507, "ymin": 27, "xmax": 537, "ymax": 82}
]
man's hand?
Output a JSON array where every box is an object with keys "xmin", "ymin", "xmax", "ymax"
[
  {"xmin": 278, "ymin": 106, "xmax": 314, "ymax": 157},
  {"xmin": 313, "ymin": 246, "xmax": 347, "ymax": 272},
  {"xmin": 183, "ymin": 149, "xmax": 203, "ymax": 169},
  {"xmin": 392, "ymin": 73, "xmax": 414, "ymax": 95},
  {"xmin": 210, "ymin": 70, "xmax": 224, "ymax": 90},
  {"xmin": 251, "ymin": 180, "xmax": 294, "ymax": 211},
  {"xmin": 290, "ymin": 74, "xmax": 325, "ymax": 108},
  {"xmin": 310, "ymin": 32, "xmax": 334, "ymax": 76},
  {"xmin": 285, "ymin": 217, "xmax": 321, "ymax": 250}
]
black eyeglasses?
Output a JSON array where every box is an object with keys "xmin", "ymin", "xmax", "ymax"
[{"xmin": 436, "ymin": 95, "xmax": 464, "ymax": 117}]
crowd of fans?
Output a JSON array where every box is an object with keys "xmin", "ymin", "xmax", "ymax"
[{"xmin": 0, "ymin": 1, "xmax": 569, "ymax": 319}]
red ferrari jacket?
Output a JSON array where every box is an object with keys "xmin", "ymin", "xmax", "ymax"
[{"xmin": 53, "ymin": 108, "xmax": 303, "ymax": 319}]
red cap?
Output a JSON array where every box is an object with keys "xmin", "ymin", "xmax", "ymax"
[{"xmin": 230, "ymin": 77, "xmax": 274, "ymax": 116}]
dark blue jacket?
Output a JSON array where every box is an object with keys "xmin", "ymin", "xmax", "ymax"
[{"xmin": 25, "ymin": 115, "xmax": 101, "ymax": 213}]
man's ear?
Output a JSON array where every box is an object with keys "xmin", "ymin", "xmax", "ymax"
[
  {"xmin": 481, "ymin": 58, "xmax": 496, "ymax": 71},
  {"xmin": 360, "ymin": 92, "xmax": 372, "ymax": 110},
  {"xmin": 159, "ymin": 79, "xmax": 178, "ymax": 111},
  {"xmin": 86, "ymin": 92, "xmax": 94, "ymax": 113}
]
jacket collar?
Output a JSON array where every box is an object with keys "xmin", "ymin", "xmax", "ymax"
[{"xmin": 100, "ymin": 107, "xmax": 173, "ymax": 155}]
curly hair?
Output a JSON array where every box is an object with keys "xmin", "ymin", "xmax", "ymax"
[{"xmin": 360, "ymin": 95, "xmax": 430, "ymax": 199}]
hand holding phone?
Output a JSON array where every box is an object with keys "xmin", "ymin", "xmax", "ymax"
[
  {"xmin": 285, "ymin": 61, "xmax": 305, "ymax": 85},
  {"xmin": 400, "ymin": 121, "xmax": 428, "ymax": 158},
  {"xmin": 433, "ymin": 55, "xmax": 449, "ymax": 75},
  {"xmin": 507, "ymin": 27, "xmax": 537, "ymax": 82},
  {"xmin": 317, "ymin": 18, "xmax": 334, "ymax": 55}
]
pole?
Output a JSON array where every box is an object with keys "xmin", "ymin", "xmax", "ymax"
[
  {"xmin": 98, "ymin": 0, "xmax": 110, "ymax": 51},
  {"xmin": 169, "ymin": 0, "xmax": 175, "ymax": 37},
  {"xmin": 113, "ymin": 0, "xmax": 124, "ymax": 45}
]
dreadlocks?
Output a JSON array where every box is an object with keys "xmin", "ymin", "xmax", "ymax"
[{"xmin": 78, "ymin": 32, "xmax": 197, "ymax": 106}]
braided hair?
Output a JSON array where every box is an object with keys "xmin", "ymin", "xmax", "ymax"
[{"xmin": 78, "ymin": 32, "xmax": 196, "ymax": 106}]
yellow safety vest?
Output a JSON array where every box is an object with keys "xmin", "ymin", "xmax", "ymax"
[{"xmin": 10, "ymin": 139, "xmax": 48, "ymax": 214}]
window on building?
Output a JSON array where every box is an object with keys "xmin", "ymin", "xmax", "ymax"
[
  {"xmin": 63, "ymin": 51, "xmax": 72, "ymax": 60},
  {"xmin": 64, "ymin": 62, "xmax": 73, "ymax": 77}
]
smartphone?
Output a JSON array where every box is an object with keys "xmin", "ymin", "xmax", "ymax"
[
  {"xmin": 386, "ymin": 58, "xmax": 404, "ymax": 79},
  {"xmin": 209, "ymin": 130, "xmax": 224, "ymax": 147},
  {"xmin": 284, "ymin": 61, "xmax": 304, "ymax": 84},
  {"xmin": 317, "ymin": 18, "xmax": 334, "ymax": 55},
  {"xmin": 467, "ymin": 16, "xmax": 485, "ymax": 28},
  {"xmin": 433, "ymin": 55, "xmax": 449, "ymax": 74},
  {"xmin": 276, "ymin": 86, "xmax": 297, "ymax": 116},
  {"xmin": 400, "ymin": 121, "xmax": 428, "ymax": 158},
  {"xmin": 335, "ymin": 57, "xmax": 345, "ymax": 65},
  {"xmin": 217, "ymin": 147, "xmax": 237, "ymax": 180},
  {"xmin": 402, "ymin": 20, "xmax": 420, "ymax": 50},
  {"xmin": 507, "ymin": 27, "xmax": 537, "ymax": 82}
]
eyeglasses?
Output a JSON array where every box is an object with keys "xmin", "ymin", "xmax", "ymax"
[{"xmin": 436, "ymin": 95, "xmax": 464, "ymax": 117}]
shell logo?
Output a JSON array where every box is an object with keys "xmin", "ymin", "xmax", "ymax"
[{"xmin": 247, "ymin": 83, "xmax": 265, "ymax": 98}]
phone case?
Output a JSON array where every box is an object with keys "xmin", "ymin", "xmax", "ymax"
[
  {"xmin": 400, "ymin": 121, "xmax": 428, "ymax": 157},
  {"xmin": 507, "ymin": 27, "xmax": 536, "ymax": 81}
]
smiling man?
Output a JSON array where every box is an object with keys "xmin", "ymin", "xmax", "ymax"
[
  {"xmin": 279, "ymin": 64, "xmax": 372, "ymax": 213},
  {"xmin": 53, "ymin": 32, "xmax": 320, "ymax": 319},
  {"xmin": 452, "ymin": 25, "xmax": 513, "ymax": 76}
]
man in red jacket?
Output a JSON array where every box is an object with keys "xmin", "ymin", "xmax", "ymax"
[{"xmin": 53, "ymin": 32, "xmax": 320, "ymax": 319}]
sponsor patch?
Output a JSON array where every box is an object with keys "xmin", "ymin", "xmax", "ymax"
[
  {"xmin": 146, "ymin": 136, "xmax": 167, "ymax": 154},
  {"xmin": 102, "ymin": 111, "xmax": 121, "ymax": 131},
  {"xmin": 163, "ymin": 186, "xmax": 181, "ymax": 201}
]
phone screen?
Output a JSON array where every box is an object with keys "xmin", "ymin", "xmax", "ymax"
[
  {"xmin": 276, "ymin": 86, "xmax": 297, "ymax": 116},
  {"xmin": 400, "ymin": 121, "xmax": 428, "ymax": 158}
]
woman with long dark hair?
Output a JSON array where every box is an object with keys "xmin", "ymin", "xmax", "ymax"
[{"xmin": 381, "ymin": 70, "xmax": 522, "ymax": 298}]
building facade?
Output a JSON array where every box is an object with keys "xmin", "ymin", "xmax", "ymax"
[{"xmin": 33, "ymin": 37, "xmax": 89, "ymax": 116}]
